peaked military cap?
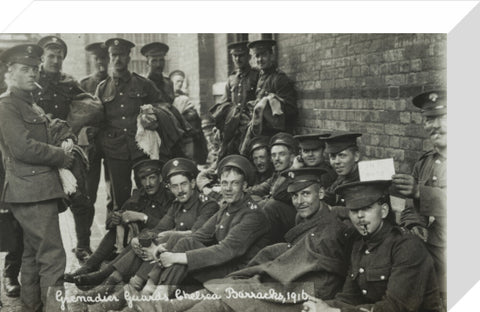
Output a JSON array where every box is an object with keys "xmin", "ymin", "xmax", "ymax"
[
  {"xmin": 228, "ymin": 41, "xmax": 249, "ymax": 55},
  {"xmin": 162, "ymin": 157, "xmax": 199, "ymax": 180},
  {"xmin": 169, "ymin": 69, "xmax": 185, "ymax": 79},
  {"xmin": 247, "ymin": 39, "xmax": 276, "ymax": 53},
  {"xmin": 282, "ymin": 167, "xmax": 328, "ymax": 193},
  {"xmin": 248, "ymin": 136, "xmax": 270, "ymax": 156},
  {"xmin": 294, "ymin": 133, "xmax": 330, "ymax": 150},
  {"xmin": 217, "ymin": 155, "xmax": 255, "ymax": 186},
  {"xmin": 140, "ymin": 42, "xmax": 169, "ymax": 57},
  {"xmin": 269, "ymin": 132, "xmax": 297, "ymax": 152},
  {"xmin": 38, "ymin": 36, "xmax": 68, "ymax": 57},
  {"xmin": 105, "ymin": 38, "xmax": 135, "ymax": 54},
  {"xmin": 335, "ymin": 180, "xmax": 391, "ymax": 210},
  {"xmin": 412, "ymin": 90, "xmax": 446, "ymax": 117},
  {"xmin": 133, "ymin": 159, "xmax": 164, "ymax": 178},
  {"xmin": 0, "ymin": 44, "xmax": 43, "ymax": 66},
  {"xmin": 85, "ymin": 42, "xmax": 108, "ymax": 57},
  {"xmin": 324, "ymin": 132, "xmax": 362, "ymax": 154}
]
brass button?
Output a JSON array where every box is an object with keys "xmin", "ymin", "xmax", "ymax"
[
  {"xmin": 151, "ymin": 204, "xmax": 155, "ymax": 208},
  {"xmin": 435, "ymin": 159, "xmax": 441, "ymax": 164},
  {"xmin": 220, "ymin": 225, "xmax": 224, "ymax": 229},
  {"xmin": 120, "ymin": 104, "xmax": 124, "ymax": 108},
  {"xmin": 226, "ymin": 212, "xmax": 230, "ymax": 216},
  {"xmin": 362, "ymin": 289, "xmax": 367, "ymax": 295},
  {"xmin": 182, "ymin": 209, "xmax": 187, "ymax": 213},
  {"xmin": 180, "ymin": 222, "xmax": 184, "ymax": 226},
  {"xmin": 122, "ymin": 116, "xmax": 126, "ymax": 120},
  {"xmin": 53, "ymin": 93, "xmax": 57, "ymax": 97},
  {"xmin": 119, "ymin": 92, "xmax": 123, "ymax": 96},
  {"xmin": 380, "ymin": 275, "xmax": 385, "ymax": 280},
  {"xmin": 432, "ymin": 176, "xmax": 438, "ymax": 181},
  {"xmin": 359, "ymin": 268, "xmax": 365, "ymax": 274},
  {"xmin": 310, "ymin": 233, "xmax": 315, "ymax": 237},
  {"xmin": 32, "ymin": 170, "xmax": 36, "ymax": 174},
  {"xmin": 123, "ymin": 128, "xmax": 127, "ymax": 132},
  {"xmin": 287, "ymin": 244, "xmax": 292, "ymax": 248},
  {"xmin": 365, "ymin": 250, "xmax": 370, "ymax": 255}
]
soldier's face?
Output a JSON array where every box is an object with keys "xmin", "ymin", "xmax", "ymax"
[
  {"xmin": 329, "ymin": 148, "xmax": 359, "ymax": 176},
  {"xmin": 232, "ymin": 53, "xmax": 250, "ymax": 70},
  {"xmin": 252, "ymin": 148, "xmax": 270, "ymax": 174},
  {"xmin": 93, "ymin": 55, "xmax": 109, "ymax": 74},
  {"xmin": 291, "ymin": 184, "xmax": 324, "ymax": 219},
  {"xmin": 171, "ymin": 74, "xmax": 184, "ymax": 92},
  {"xmin": 301, "ymin": 148, "xmax": 324, "ymax": 167},
  {"xmin": 424, "ymin": 114, "xmax": 447, "ymax": 150},
  {"xmin": 169, "ymin": 174, "xmax": 196, "ymax": 203},
  {"xmin": 271, "ymin": 145, "xmax": 294, "ymax": 172},
  {"xmin": 42, "ymin": 48, "xmax": 64, "ymax": 73},
  {"xmin": 141, "ymin": 173, "xmax": 162, "ymax": 196},
  {"xmin": 147, "ymin": 55, "xmax": 165, "ymax": 74},
  {"xmin": 349, "ymin": 201, "xmax": 389, "ymax": 236},
  {"xmin": 8, "ymin": 63, "xmax": 39, "ymax": 91},
  {"xmin": 253, "ymin": 50, "xmax": 274, "ymax": 70},
  {"xmin": 220, "ymin": 170, "xmax": 247, "ymax": 204},
  {"xmin": 110, "ymin": 52, "xmax": 130, "ymax": 72}
]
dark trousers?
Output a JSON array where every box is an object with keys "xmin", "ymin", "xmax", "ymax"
[
  {"xmin": 3, "ymin": 225, "xmax": 23, "ymax": 278},
  {"xmin": 85, "ymin": 229, "xmax": 118, "ymax": 269},
  {"xmin": 86, "ymin": 149, "xmax": 113, "ymax": 211},
  {"xmin": 10, "ymin": 200, "xmax": 66, "ymax": 310}
]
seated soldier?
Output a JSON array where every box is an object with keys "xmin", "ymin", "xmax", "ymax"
[
  {"xmin": 302, "ymin": 180, "xmax": 443, "ymax": 312},
  {"xmin": 292, "ymin": 133, "xmax": 337, "ymax": 188},
  {"xmin": 86, "ymin": 155, "xmax": 270, "ymax": 311},
  {"xmin": 129, "ymin": 167, "xmax": 354, "ymax": 312},
  {"xmin": 64, "ymin": 159, "xmax": 174, "ymax": 286},
  {"xmin": 247, "ymin": 136, "xmax": 274, "ymax": 185},
  {"xmin": 78, "ymin": 157, "xmax": 219, "ymax": 305}
]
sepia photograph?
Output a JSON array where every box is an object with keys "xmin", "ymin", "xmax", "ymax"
[{"xmin": 0, "ymin": 31, "xmax": 448, "ymax": 312}]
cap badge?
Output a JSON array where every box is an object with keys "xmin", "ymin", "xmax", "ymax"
[
  {"xmin": 288, "ymin": 172, "xmax": 295, "ymax": 179},
  {"xmin": 26, "ymin": 46, "xmax": 33, "ymax": 54},
  {"xmin": 52, "ymin": 37, "xmax": 57, "ymax": 42},
  {"xmin": 173, "ymin": 160, "xmax": 179, "ymax": 167},
  {"xmin": 114, "ymin": 40, "xmax": 119, "ymax": 46},
  {"xmin": 429, "ymin": 93, "xmax": 438, "ymax": 102}
]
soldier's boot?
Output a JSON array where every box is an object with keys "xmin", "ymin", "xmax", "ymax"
[
  {"xmin": 82, "ymin": 270, "xmax": 122, "ymax": 299},
  {"xmin": 64, "ymin": 264, "xmax": 96, "ymax": 284}
]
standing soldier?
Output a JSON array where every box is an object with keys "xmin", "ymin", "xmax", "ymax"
[
  {"xmin": 34, "ymin": 35, "xmax": 95, "ymax": 262},
  {"xmin": 210, "ymin": 41, "xmax": 259, "ymax": 160},
  {"xmin": 392, "ymin": 90, "xmax": 447, "ymax": 306},
  {"xmin": 96, "ymin": 38, "xmax": 183, "ymax": 212},
  {"xmin": 80, "ymin": 42, "xmax": 114, "ymax": 213},
  {"xmin": 0, "ymin": 44, "xmax": 73, "ymax": 311},
  {"xmin": 243, "ymin": 39, "xmax": 297, "ymax": 144}
]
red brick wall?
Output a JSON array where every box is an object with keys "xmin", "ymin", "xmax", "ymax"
[{"xmin": 276, "ymin": 34, "xmax": 446, "ymax": 173}]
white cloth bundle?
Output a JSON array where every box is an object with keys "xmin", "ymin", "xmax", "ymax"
[
  {"xmin": 135, "ymin": 104, "xmax": 162, "ymax": 160},
  {"xmin": 58, "ymin": 139, "xmax": 78, "ymax": 195}
]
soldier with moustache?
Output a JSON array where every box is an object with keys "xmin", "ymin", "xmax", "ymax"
[
  {"xmin": 0, "ymin": 44, "xmax": 74, "ymax": 311},
  {"xmin": 392, "ymin": 90, "xmax": 447, "ymax": 306}
]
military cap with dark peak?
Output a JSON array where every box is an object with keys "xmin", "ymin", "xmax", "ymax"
[
  {"xmin": 217, "ymin": 155, "xmax": 255, "ymax": 186},
  {"xmin": 324, "ymin": 131, "xmax": 362, "ymax": 154},
  {"xmin": 85, "ymin": 42, "xmax": 108, "ymax": 57},
  {"xmin": 294, "ymin": 133, "xmax": 330, "ymax": 150},
  {"xmin": 169, "ymin": 69, "xmax": 185, "ymax": 79},
  {"xmin": 282, "ymin": 167, "xmax": 328, "ymax": 193},
  {"xmin": 140, "ymin": 42, "xmax": 169, "ymax": 57},
  {"xmin": 269, "ymin": 132, "xmax": 297, "ymax": 152},
  {"xmin": 228, "ymin": 41, "xmax": 249, "ymax": 55},
  {"xmin": 248, "ymin": 136, "xmax": 270, "ymax": 156},
  {"xmin": 38, "ymin": 36, "xmax": 67, "ymax": 57},
  {"xmin": 335, "ymin": 180, "xmax": 391, "ymax": 210},
  {"xmin": 133, "ymin": 159, "xmax": 164, "ymax": 178},
  {"xmin": 162, "ymin": 157, "xmax": 199, "ymax": 180},
  {"xmin": 0, "ymin": 44, "xmax": 43, "ymax": 66},
  {"xmin": 105, "ymin": 38, "xmax": 135, "ymax": 54},
  {"xmin": 247, "ymin": 39, "xmax": 276, "ymax": 53},
  {"xmin": 412, "ymin": 90, "xmax": 446, "ymax": 117}
]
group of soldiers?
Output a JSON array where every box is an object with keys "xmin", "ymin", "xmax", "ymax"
[{"xmin": 0, "ymin": 35, "xmax": 446, "ymax": 312}]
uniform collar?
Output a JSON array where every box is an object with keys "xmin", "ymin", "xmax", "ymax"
[
  {"xmin": 236, "ymin": 65, "xmax": 252, "ymax": 77},
  {"xmin": 94, "ymin": 71, "xmax": 108, "ymax": 81},
  {"xmin": 295, "ymin": 201, "xmax": 327, "ymax": 224},
  {"xmin": 361, "ymin": 221, "xmax": 393, "ymax": 252},
  {"xmin": 225, "ymin": 193, "xmax": 251, "ymax": 214},
  {"xmin": 147, "ymin": 71, "xmax": 165, "ymax": 84},
  {"xmin": 112, "ymin": 70, "xmax": 131, "ymax": 82},
  {"xmin": 39, "ymin": 67, "xmax": 62, "ymax": 82},
  {"xmin": 10, "ymin": 86, "xmax": 34, "ymax": 104}
]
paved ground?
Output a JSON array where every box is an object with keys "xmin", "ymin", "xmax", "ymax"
[{"xmin": 0, "ymin": 169, "xmax": 136, "ymax": 311}]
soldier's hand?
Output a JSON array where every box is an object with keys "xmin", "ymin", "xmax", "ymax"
[
  {"xmin": 302, "ymin": 296, "xmax": 339, "ymax": 312},
  {"xmin": 159, "ymin": 252, "xmax": 187, "ymax": 267},
  {"xmin": 122, "ymin": 211, "xmax": 145, "ymax": 223},
  {"xmin": 391, "ymin": 174, "xmax": 420, "ymax": 199},
  {"xmin": 110, "ymin": 211, "xmax": 123, "ymax": 226},
  {"xmin": 60, "ymin": 151, "xmax": 75, "ymax": 169},
  {"xmin": 131, "ymin": 237, "xmax": 143, "ymax": 256},
  {"xmin": 140, "ymin": 244, "xmax": 157, "ymax": 261},
  {"xmin": 153, "ymin": 244, "xmax": 168, "ymax": 259},
  {"xmin": 411, "ymin": 225, "xmax": 429, "ymax": 243},
  {"xmin": 291, "ymin": 155, "xmax": 305, "ymax": 169}
]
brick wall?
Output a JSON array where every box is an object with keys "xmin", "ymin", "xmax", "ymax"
[{"xmin": 276, "ymin": 34, "xmax": 446, "ymax": 173}]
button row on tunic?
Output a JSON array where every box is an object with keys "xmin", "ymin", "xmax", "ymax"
[
  {"xmin": 180, "ymin": 222, "xmax": 184, "ymax": 226},
  {"xmin": 362, "ymin": 289, "xmax": 367, "ymax": 295}
]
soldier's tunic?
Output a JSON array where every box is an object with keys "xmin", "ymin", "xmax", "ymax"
[
  {"xmin": 401, "ymin": 150, "xmax": 446, "ymax": 296},
  {"xmin": 147, "ymin": 71, "xmax": 175, "ymax": 104},
  {"xmin": 96, "ymin": 71, "xmax": 182, "ymax": 210},
  {"xmin": 253, "ymin": 166, "xmax": 274, "ymax": 185},
  {"xmin": 326, "ymin": 222, "xmax": 443, "ymax": 312},
  {"xmin": 84, "ymin": 185, "xmax": 174, "ymax": 270},
  {"xmin": 112, "ymin": 192, "xmax": 220, "ymax": 280},
  {"xmin": 80, "ymin": 71, "xmax": 108, "ymax": 95},
  {"xmin": 0, "ymin": 87, "xmax": 67, "ymax": 309},
  {"xmin": 210, "ymin": 66, "xmax": 259, "ymax": 158},
  {"xmin": 149, "ymin": 194, "xmax": 270, "ymax": 290},
  {"xmin": 254, "ymin": 65, "xmax": 297, "ymax": 136}
]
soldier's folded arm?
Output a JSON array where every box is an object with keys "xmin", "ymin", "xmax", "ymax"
[
  {"xmin": 271, "ymin": 72, "xmax": 297, "ymax": 116},
  {"xmin": 189, "ymin": 213, "xmax": 218, "ymax": 245},
  {"xmin": 0, "ymin": 103, "xmax": 66, "ymax": 167},
  {"xmin": 186, "ymin": 210, "xmax": 268, "ymax": 272},
  {"xmin": 191, "ymin": 201, "xmax": 220, "ymax": 232}
]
